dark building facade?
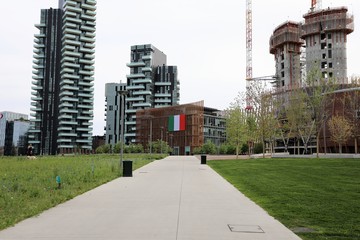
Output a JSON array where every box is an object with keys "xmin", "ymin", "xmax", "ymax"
[{"xmin": 29, "ymin": 8, "xmax": 62, "ymax": 155}]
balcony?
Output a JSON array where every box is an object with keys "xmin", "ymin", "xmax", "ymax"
[
  {"xmin": 84, "ymin": 54, "xmax": 95, "ymax": 60},
  {"xmin": 61, "ymin": 56, "xmax": 76, "ymax": 63},
  {"xmin": 63, "ymin": 62, "xmax": 80, "ymax": 68},
  {"xmin": 127, "ymin": 73, "xmax": 145, "ymax": 79},
  {"xmin": 35, "ymin": 23, "xmax": 46, "ymax": 29},
  {"xmin": 34, "ymin": 44, "xmax": 45, "ymax": 49},
  {"xmin": 125, "ymin": 109, "xmax": 137, "ymax": 114},
  {"xmin": 78, "ymin": 104, "xmax": 93, "ymax": 109},
  {"xmin": 82, "ymin": 3, "xmax": 97, "ymax": 11},
  {"xmin": 127, "ymin": 61, "xmax": 146, "ymax": 67},
  {"xmin": 64, "ymin": 5, "xmax": 82, "ymax": 13},
  {"xmin": 63, "ymin": 50, "xmax": 81, "ymax": 58},
  {"xmin": 63, "ymin": 22, "xmax": 77, "ymax": 29},
  {"xmin": 58, "ymin": 127, "xmax": 72, "ymax": 131},
  {"xmin": 60, "ymin": 96, "xmax": 79, "ymax": 102},
  {"xmin": 64, "ymin": 39, "xmax": 81, "ymax": 46},
  {"xmin": 58, "ymin": 132, "xmax": 78, "ymax": 137},
  {"xmin": 84, "ymin": 76, "xmax": 95, "ymax": 81},
  {"xmin": 62, "ymin": 33, "xmax": 77, "ymax": 40},
  {"xmin": 31, "ymin": 96, "xmax": 43, "ymax": 101},
  {"xmin": 79, "ymin": 70, "xmax": 94, "ymax": 75},
  {"xmin": 77, "ymin": 115, "xmax": 93, "ymax": 120},
  {"xmin": 80, "ymin": 36, "xmax": 95, "ymax": 43},
  {"xmin": 84, "ymin": 65, "xmax": 95, "ymax": 70},
  {"xmin": 142, "ymin": 67, "xmax": 152, "ymax": 72},
  {"xmin": 133, "ymin": 90, "xmax": 152, "ymax": 96},
  {"xmin": 60, "ymin": 108, "xmax": 78, "ymax": 114},
  {"xmin": 142, "ymin": 55, "xmax": 152, "ymax": 60},
  {"xmin": 133, "ymin": 78, "xmax": 152, "ymax": 84},
  {"xmin": 86, "ymin": 10, "xmax": 96, "ymax": 16},
  {"xmin": 63, "ymin": 28, "xmax": 81, "ymax": 35},
  {"xmin": 34, "ymin": 34, "xmax": 45, "ymax": 38},
  {"xmin": 60, "ymin": 79, "xmax": 74, "ymax": 85},
  {"xmin": 80, "ymin": 47, "xmax": 95, "ymax": 54},
  {"xmin": 84, "ymin": 43, "xmax": 96, "ymax": 49},
  {"xmin": 59, "ymin": 91, "xmax": 74, "ymax": 97},
  {"xmin": 64, "ymin": 16, "xmax": 82, "ymax": 24},
  {"xmin": 62, "ymin": 85, "xmax": 79, "ymax": 91},
  {"xmin": 79, "ymin": 59, "xmax": 94, "ymax": 65},
  {"xmin": 85, "ymin": 32, "xmax": 96, "ymax": 38},
  {"xmin": 62, "ymin": 73, "xmax": 80, "ymax": 80},
  {"xmin": 80, "ymin": 14, "xmax": 96, "ymax": 21},
  {"xmin": 125, "ymin": 121, "xmax": 137, "ymax": 125},
  {"xmin": 126, "ymin": 97, "xmax": 144, "ymax": 101},
  {"xmin": 126, "ymin": 85, "xmax": 145, "ymax": 90},
  {"xmin": 87, "ymin": 0, "xmax": 96, "ymax": 5},
  {"xmin": 155, "ymin": 93, "xmax": 171, "ymax": 97},
  {"xmin": 155, "ymin": 98, "xmax": 172, "ymax": 103},
  {"xmin": 155, "ymin": 82, "xmax": 171, "ymax": 86},
  {"xmin": 32, "ymin": 75, "xmax": 44, "ymax": 80},
  {"xmin": 59, "ymin": 114, "xmax": 72, "ymax": 119},
  {"xmin": 133, "ymin": 102, "xmax": 152, "ymax": 107},
  {"xmin": 78, "ymin": 81, "xmax": 94, "ymax": 87}
]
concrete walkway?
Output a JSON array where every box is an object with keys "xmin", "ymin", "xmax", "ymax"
[{"xmin": 0, "ymin": 156, "xmax": 301, "ymax": 240}]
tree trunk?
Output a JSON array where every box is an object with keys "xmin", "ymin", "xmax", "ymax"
[
  {"xmin": 339, "ymin": 143, "xmax": 342, "ymax": 154},
  {"xmin": 316, "ymin": 134, "xmax": 320, "ymax": 158},
  {"xmin": 355, "ymin": 138, "xmax": 358, "ymax": 154}
]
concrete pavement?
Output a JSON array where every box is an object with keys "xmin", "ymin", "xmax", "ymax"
[{"xmin": 0, "ymin": 156, "xmax": 301, "ymax": 240}]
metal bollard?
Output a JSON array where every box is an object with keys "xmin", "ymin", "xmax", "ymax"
[{"xmin": 201, "ymin": 155, "xmax": 207, "ymax": 165}]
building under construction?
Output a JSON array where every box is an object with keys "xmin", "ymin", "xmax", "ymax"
[
  {"xmin": 270, "ymin": 21, "xmax": 304, "ymax": 90},
  {"xmin": 267, "ymin": 3, "xmax": 357, "ymax": 154},
  {"xmin": 269, "ymin": 5, "xmax": 354, "ymax": 90},
  {"xmin": 302, "ymin": 6, "xmax": 354, "ymax": 83}
]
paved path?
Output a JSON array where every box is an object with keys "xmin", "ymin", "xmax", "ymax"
[{"xmin": 0, "ymin": 156, "xmax": 301, "ymax": 240}]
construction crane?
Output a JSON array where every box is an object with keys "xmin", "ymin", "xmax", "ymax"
[{"xmin": 245, "ymin": 0, "xmax": 252, "ymax": 109}]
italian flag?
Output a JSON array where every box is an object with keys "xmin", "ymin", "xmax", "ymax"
[{"xmin": 168, "ymin": 114, "xmax": 186, "ymax": 131}]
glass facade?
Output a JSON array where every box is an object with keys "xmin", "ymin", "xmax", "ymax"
[{"xmin": 0, "ymin": 112, "xmax": 29, "ymax": 156}]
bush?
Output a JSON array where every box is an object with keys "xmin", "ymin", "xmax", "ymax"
[
  {"xmin": 95, "ymin": 144, "xmax": 112, "ymax": 154},
  {"xmin": 219, "ymin": 144, "xmax": 237, "ymax": 155}
]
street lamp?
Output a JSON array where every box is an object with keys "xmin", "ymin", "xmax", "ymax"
[{"xmin": 118, "ymin": 89, "xmax": 128, "ymax": 168}]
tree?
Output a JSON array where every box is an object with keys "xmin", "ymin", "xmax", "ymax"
[
  {"xmin": 225, "ymin": 93, "xmax": 248, "ymax": 158},
  {"xmin": 302, "ymin": 66, "xmax": 336, "ymax": 157},
  {"xmin": 343, "ymin": 77, "xmax": 360, "ymax": 153},
  {"xmin": 148, "ymin": 140, "xmax": 171, "ymax": 154},
  {"xmin": 247, "ymin": 80, "xmax": 277, "ymax": 157},
  {"xmin": 201, "ymin": 140, "xmax": 217, "ymax": 154},
  {"xmin": 328, "ymin": 114, "xmax": 352, "ymax": 154}
]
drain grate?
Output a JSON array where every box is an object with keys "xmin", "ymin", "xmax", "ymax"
[{"xmin": 228, "ymin": 224, "xmax": 265, "ymax": 233}]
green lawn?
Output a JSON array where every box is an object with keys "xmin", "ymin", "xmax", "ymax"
[
  {"xmin": 208, "ymin": 158, "xmax": 360, "ymax": 240},
  {"xmin": 0, "ymin": 154, "xmax": 163, "ymax": 231}
]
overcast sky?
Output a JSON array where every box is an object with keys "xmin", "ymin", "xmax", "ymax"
[{"xmin": 0, "ymin": 0, "xmax": 359, "ymax": 135}]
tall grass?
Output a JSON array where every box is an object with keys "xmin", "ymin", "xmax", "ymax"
[{"xmin": 0, "ymin": 154, "xmax": 161, "ymax": 230}]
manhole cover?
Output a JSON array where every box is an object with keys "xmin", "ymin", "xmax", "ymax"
[{"xmin": 228, "ymin": 224, "xmax": 264, "ymax": 233}]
